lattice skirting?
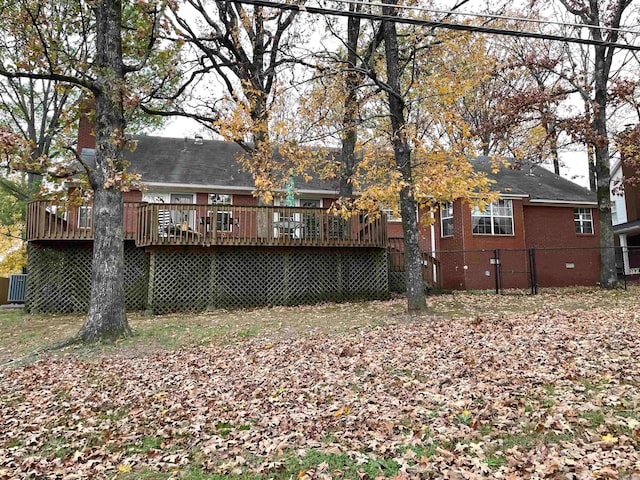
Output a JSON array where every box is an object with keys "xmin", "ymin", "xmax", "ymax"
[
  {"xmin": 388, "ymin": 271, "xmax": 406, "ymax": 293},
  {"xmin": 26, "ymin": 242, "xmax": 148, "ymax": 313},
  {"xmin": 148, "ymin": 247, "xmax": 389, "ymax": 313},
  {"xmin": 26, "ymin": 244, "xmax": 389, "ymax": 314}
]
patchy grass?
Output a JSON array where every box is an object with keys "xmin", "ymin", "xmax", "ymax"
[
  {"xmin": 1, "ymin": 285, "xmax": 639, "ymax": 478},
  {"xmin": 2, "ymin": 284, "xmax": 639, "ymax": 365}
]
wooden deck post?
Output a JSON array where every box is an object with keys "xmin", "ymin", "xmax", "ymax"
[
  {"xmin": 144, "ymin": 250, "xmax": 156, "ymax": 315},
  {"xmin": 207, "ymin": 253, "xmax": 218, "ymax": 309},
  {"xmin": 336, "ymin": 253, "xmax": 343, "ymax": 301}
]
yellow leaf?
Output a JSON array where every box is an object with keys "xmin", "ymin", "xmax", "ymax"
[
  {"xmin": 333, "ymin": 404, "xmax": 352, "ymax": 417},
  {"xmin": 118, "ymin": 464, "xmax": 132, "ymax": 473},
  {"xmin": 601, "ymin": 434, "xmax": 618, "ymax": 443}
]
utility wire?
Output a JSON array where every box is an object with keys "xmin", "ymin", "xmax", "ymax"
[
  {"xmin": 227, "ymin": 0, "xmax": 640, "ymax": 51},
  {"xmin": 0, "ymin": 230, "xmax": 24, "ymax": 241},
  {"xmin": 327, "ymin": 0, "xmax": 640, "ymax": 36}
]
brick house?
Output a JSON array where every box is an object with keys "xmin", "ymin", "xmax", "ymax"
[
  {"xmin": 26, "ymin": 127, "xmax": 389, "ymax": 313},
  {"xmin": 388, "ymin": 158, "xmax": 601, "ymax": 291},
  {"xmin": 24, "ymin": 118, "xmax": 603, "ymax": 312}
]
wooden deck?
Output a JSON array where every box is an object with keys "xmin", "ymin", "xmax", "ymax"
[{"xmin": 26, "ymin": 200, "xmax": 388, "ymax": 248}]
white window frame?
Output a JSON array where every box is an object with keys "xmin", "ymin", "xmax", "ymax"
[
  {"xmin": 472, "ymin": 199, "xmax": 514, "ymax": 236},
  {"xmin": 383, "ymin": 207, "xmax": 402, "ymax": 223},
  {"xmin": 78, "ymin": 206, "xmax": 92, "ymax": 229},
  {"xmin": 169, "ymin": 193, "xmax": 196, "ymax": 230},
  {"xmin": 574, "ymin": 208, "xmax": 594, "ymax": 234},
  {"xmin": 440, "ymin": 202, "xmax": 454, "ymax": 237},
  {"xmin": 208, "ymin": 193, "xmax": 233, "ymax": 232}
]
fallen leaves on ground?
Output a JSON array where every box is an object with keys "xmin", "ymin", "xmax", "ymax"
[{"xmin": 1, "ymin": 292, "xmax": 640, "ymax": 479}]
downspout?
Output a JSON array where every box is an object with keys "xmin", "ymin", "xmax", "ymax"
[{"xmin": 430, "ymin": 210, "xmax": 436, "ymax": 285}]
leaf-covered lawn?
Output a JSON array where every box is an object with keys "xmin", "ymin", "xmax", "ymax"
[{"xmin": 1, "ymin": 287, "xmax": 640, "ymax": 479}]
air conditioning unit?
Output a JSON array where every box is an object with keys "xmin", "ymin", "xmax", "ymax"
[{"xmin": 8, "ymin": 274, "xmax": 27, "ymax": 303}]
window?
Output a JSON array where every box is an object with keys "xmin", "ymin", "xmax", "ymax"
[
  {"xmin": 440, "ymin": 202, "xmax": 454, "ymax": 237},
  {"xmin": 210, "ymin": 194, "xmax": 231, "ymax": 205},
  {"xmin": 383, "ymin": 208, "xmax": 402, "ymax": 222},
  {"xmin": 169, "ymin": 193, "xmax": 195, "ymax": 229},
  {"xmin": 78, "ymin": 206, "xmax": 92, "ymax": 229},
  {"xmin": 209, "ymin": 194, "xmax": 233, "ymax": 232},
  {"xmin": 301, "ymin": 199, "xmax": 321, "ymax": 239},
  {"xmin": 574, "ymin": 208, "xmax": 593, "ymax": 234},
  {"xmin": 472, "ymin": 199, "xmax": 514, "ymax": 235}
]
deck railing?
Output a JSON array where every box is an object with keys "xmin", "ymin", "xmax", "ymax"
[
  {"xmin": 136, "ymin": 203, "xmax": 388, "ymax": 248},
  {"xmin": 26, "ymin": 201, "xmax": 388, "ymax": 248},
  {"xmin": 26, "ymin": 201, "xmax": 141, "ymax": 241},
  {"xmin": 388, "ymin": 237, "xmax": 442, "ymax": 289}
]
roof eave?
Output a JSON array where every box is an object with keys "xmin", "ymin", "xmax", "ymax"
[
  {"xmin": 143, "ymin": 181, "xmax": 339, "ymax": 197},
  {"xmin": 527, "ymin": 199, "xmax": 597, "ymax": 207}
]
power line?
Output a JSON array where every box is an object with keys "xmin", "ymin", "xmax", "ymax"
[
  {"xmin": 227, "ymin": 0, "xmax": 640, "ymax": 51},
  {"xmin": 0, "ymin": 230, "xmax": 24, "ymax": 241},
  {"xmin": 327, "ymin": 0, "xmax": 640, "ymax": 36}
]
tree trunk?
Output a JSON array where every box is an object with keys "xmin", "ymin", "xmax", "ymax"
[
  {"xmin": 548, "ymin": 122, "xmax": 560, "ymax": 175},
  {"xmin": 592, "ymin": 39, "xmax": 616, "ymax": 289},
  {"xmin": 339, "ymin": 14, "xmax": 361, "ymax": 202},
  {"xmin": 77, "ymin": 0, "xmax": 131, "ymax": 342},
  {"xmin": 588, "ymin": 143, "xmax": 597, "ymax": 192},
  {"xmin": 382, "ymin": 0, "xmax": 427, "ymax": 312},
  {"xmin": 593, "ymin": 70, "xmax": 616, "ymax": 287},
  {"xmin": 79, "ymin": 184, "xmax": 130, "ymax": 341}
]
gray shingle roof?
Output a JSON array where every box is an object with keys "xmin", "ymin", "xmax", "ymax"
[
  {"xmin": 123, "ymin": 135, "xmax": 338, "ymax": 192},
  {"xmin": 82, "ymin": 137, "xmax": 596, "ymax": 204},
  {"xmin": 471, "ymin": 157, "xmax": 596, "ymax": 204}
]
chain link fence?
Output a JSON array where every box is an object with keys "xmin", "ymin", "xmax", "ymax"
[{"xmin": 391, "ymin": 245, "xmax": 639, "ymax": 294}]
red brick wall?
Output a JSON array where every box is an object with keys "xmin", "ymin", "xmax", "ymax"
[
  {"xmin": 232, "ymin": 194, "xmax": 258, "ymax": 206},
  {"xmin": 420, "ymin": 199, "xmax": 600, "ymax": 290},
  {"xmin": 458, "ymin": 199, "xmax": 526, "ymax": 290},
  {"xmin": 77, "ymin": 108, "xmax": 96, "ymax": 153},
  {"xmin": 435, "ymin": 201, "xmax": 467, "ymax": 289},
  {"xmin": 123, "ymin": 191, "xmax": 142, "ymax": 202},
  {"xmin": 523, "ymin": 205, "xmax": 600, "ymax": 287},
  {"xmin": 388, "ymin": 221, "xmax": 403, "ymax": 239}
]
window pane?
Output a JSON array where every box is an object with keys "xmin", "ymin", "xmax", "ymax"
[
  {"xmin": 574, "ymin": 208, "xmax": 593, "ymax": 234},
  {"xmin": 442, "ymin": 218, "xmax": 454, "ymax": 236},
  {"xmin": 493, "ymin": 217, "xmax": 513, "ymax": 235},
  {"xmin": 472, "ymin": 200, "xmax": 513, "ymax": 235},
  {"xmin": 441, "ymin": 202, "xmax": 454, "ymax": 237},
  {"xmin": 216, "ymin": 211, "xmax": 232, "ymax": 231},
  {"xmin": 492, "ymin": 200, "xmax": 512, "ymax": 217},
  {"xmin": 209, "ymin": 194, "xmax": 232, "ymax": 205},
  {"xmin": 472, "ymin": 216, "xmax": 492, "ymax": 234},
  {"xmin": 78, "ymin": 207, "xmax": 92, "ymax": 229}
]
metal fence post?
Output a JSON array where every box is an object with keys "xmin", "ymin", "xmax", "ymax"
[
  {"xmin": 529, "ymin": 248, "xmax": 538, "ymax": 295},
  {"xmin": 493, "ymin": 249, "xmax": 500, "ymax": 294}
]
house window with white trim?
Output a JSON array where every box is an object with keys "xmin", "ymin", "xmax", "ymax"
[
  {"xmin": 383, "ymin": 208, "xmax": 402, "ymax": 223},
  {"xmin": 472, "ymin": 199, "xmax": 514, "ymax": 235},
  {"xmin": 169, "ymin": 193, "xmax": 196, "ymax": 230},
  {"xmin": 574, "ymin": 208, "xmax": 593, "ymax": 234},
  {"xmin": 441, "ymin": 202, "xmax": 454, "ymax": 237},
  {"xmin": 209, "ymin": 194, "xmax": 233, "ymax": 232},
  {"xmin": 78, "ymin": 206, "xmax": 92, "ymax": 229}
]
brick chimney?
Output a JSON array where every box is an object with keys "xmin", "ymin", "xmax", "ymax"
[{"xmin": 77, "ymin": 99, "xmax": 96, "ymax": 153}]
